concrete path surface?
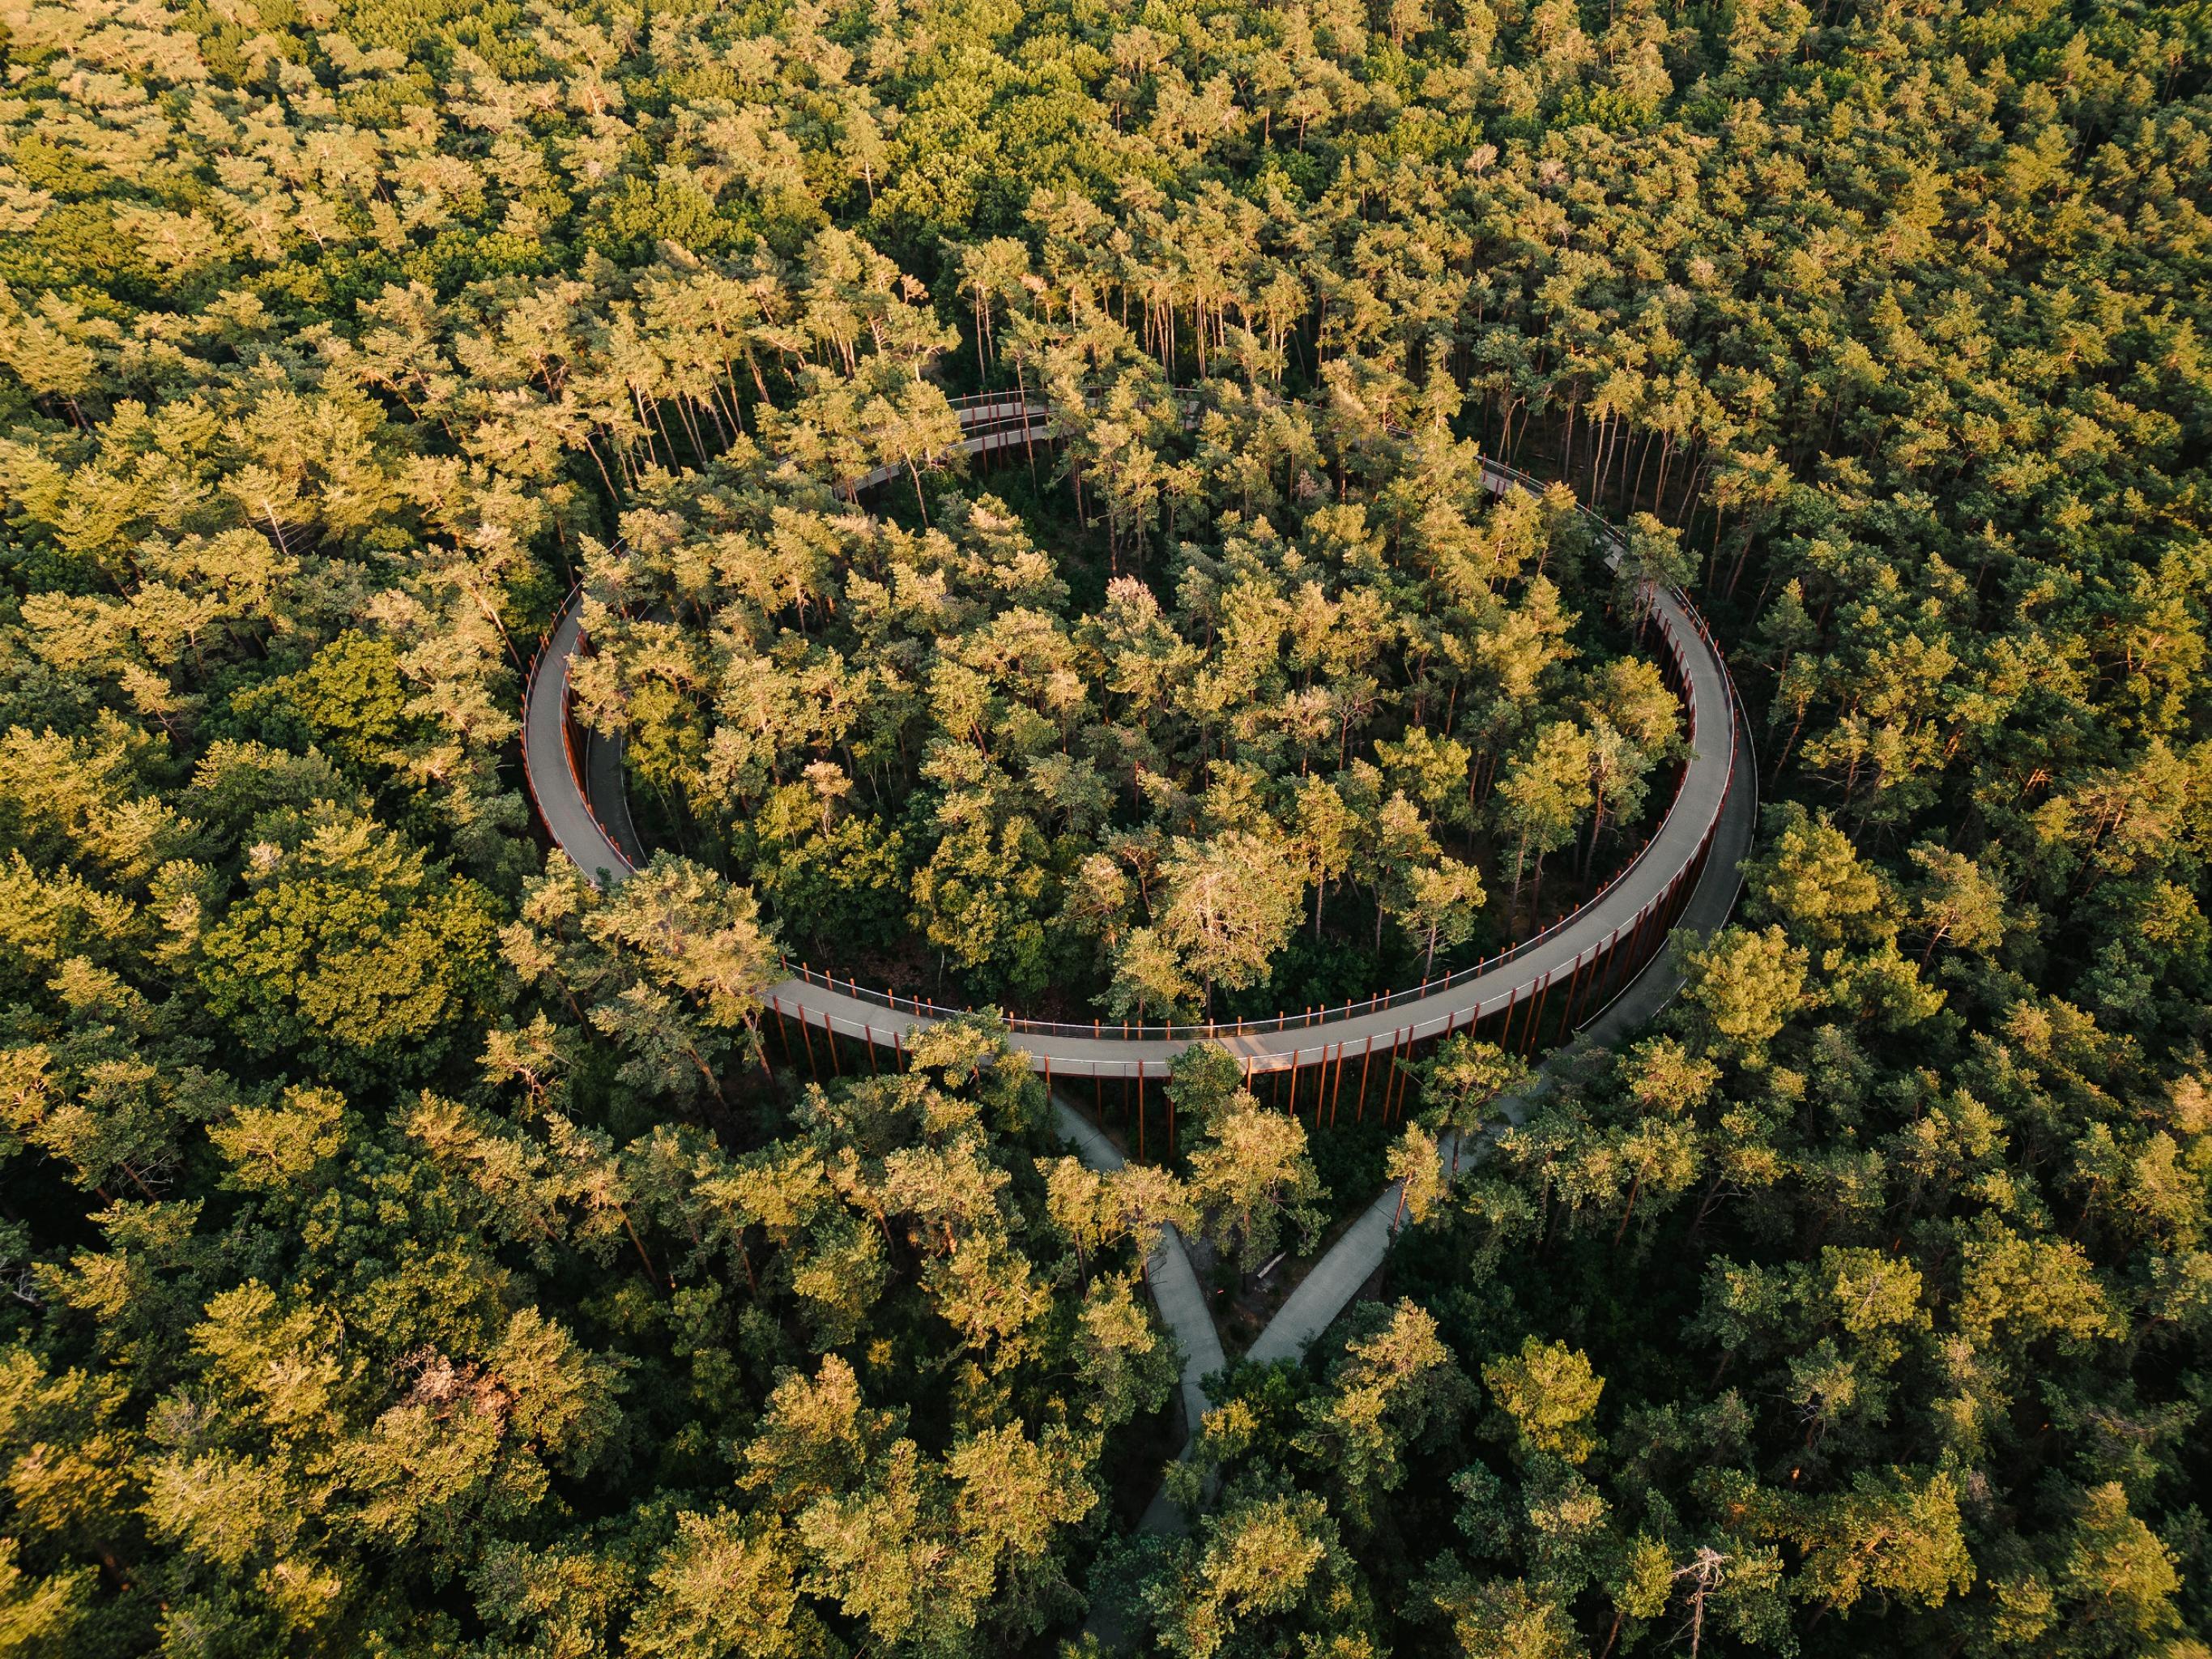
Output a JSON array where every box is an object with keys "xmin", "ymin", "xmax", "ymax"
[
  {"xmin": 1054, "ymin": 1090, "xmax": 1215, "ymax": 1649},
  {"xmin": 520, "ymin": 598, "xmax": 635, "ymax": 886},
  {"xmin": 1052, "ymin": 1096, "xmax": 1224, "ymax": 1477}
]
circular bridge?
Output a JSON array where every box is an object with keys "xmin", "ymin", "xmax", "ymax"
[{"xmin": 522, "ymin": 393, "xmax": 1754, "ymax": 1090}]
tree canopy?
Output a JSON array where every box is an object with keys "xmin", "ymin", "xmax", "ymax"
[{"xmin": 0, "ymin": 0, "xmax": 2208, "ymax": 1651}]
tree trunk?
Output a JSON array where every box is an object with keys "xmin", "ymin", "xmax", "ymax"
[
  {"xmin": 1613, "ymin": 1169, "xmax": 1642, "ymax": 1245},
  {"xmin": 907, "ymin": 456, "xmax": 931, "ymax": 525},
  {"xmin": 1582, "ymin": 804, "xmax": 1607, "ymax": 878}
]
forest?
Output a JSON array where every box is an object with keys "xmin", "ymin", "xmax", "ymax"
[{"xmin": 0, "ymin": 0, "xmax": 2207, "ymax": 1651}]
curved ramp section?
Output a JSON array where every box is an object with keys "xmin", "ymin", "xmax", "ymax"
[
  {"xmin": 522, "ymin": 394, "xmax": 1750, "ymax": 1078},
  {"xmin": 522, "ymin": 593, "xmax": 637, "ymax": 888},
  {"xmin": 1116, "ymin": 707, "xmax": 1756, "ymax": 1546}
]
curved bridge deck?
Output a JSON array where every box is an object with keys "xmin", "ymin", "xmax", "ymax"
[{"xmin": 521, "ymin": 393, "xmax": 1751, "ymax": 1080}]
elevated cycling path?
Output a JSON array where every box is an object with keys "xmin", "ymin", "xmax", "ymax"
[{"xmin": 521, "ymin": 391, "xmax": 1751, "ymax": 1079}]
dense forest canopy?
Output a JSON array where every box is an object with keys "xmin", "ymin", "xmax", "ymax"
[
  {"xmin": 0, "ymin": 0, "xmax": 2208, "ymax": 1652},
  {"xmin": 582, "ymin": 448, "xmax": 1685, "ymax": 1017}
]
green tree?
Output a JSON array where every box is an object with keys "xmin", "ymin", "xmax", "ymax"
[
  {"xmin": 1416, "ymin": 1036, "xmax": 1532, "ymax": 1175},
  {"xmin": 1386, "ymin": 1123, "xmax": 1446, "ymax": 1227},
  {"xmin": 505, "ymin": 855, "xmax": 780, "ymax": 1108},
  {"xmin": 1147, "ymin": 1494, "xmax": 1372, "ymax": 1659},
  {"xmin": 1399, "ymin": 857, "xmax": 1486, "ymax": 976},
  {"xmin": 1908, "ymin": 842, "xmax": 2006, "ymax": 964},
  {"xmin": 1673, "ymin": 925, "xmax": 1810, "ymax": 1068},
  {"xmin": 198, "ymin": 816, "xmax": 500, "ymax": 1084},
  {"xmin": 1157, "ymin": 832, "xmax": 1303, "ymax": 1014},
  {"xmin": 1495, "ymin": 723, "xmax": 1594, "ymax": 923},
  {"xmin": 1185, "ymin": 1083, "xmax": 1328, "ymax": 1272},
  {"xmin": 1293, "ymin": 1300, "xmax": 1470, "ymax": 1526},
  {"xmin": 1481, "ymin": 1337, "xmax": 1604, "ymax": 1465}
]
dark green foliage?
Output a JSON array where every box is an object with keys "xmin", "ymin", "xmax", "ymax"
[{"xmin": 195, "ymin": 818, "xmax": 501, "ymax": 1084}]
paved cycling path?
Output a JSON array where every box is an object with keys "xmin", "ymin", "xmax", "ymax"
[
  {"xmin": 521, "ymin": 393, "xmax": 1745, "ymax": 1078},
  {"xmin": 1053, "ymin": 1099, "xmax": 1224, "ymax": 1460}
]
